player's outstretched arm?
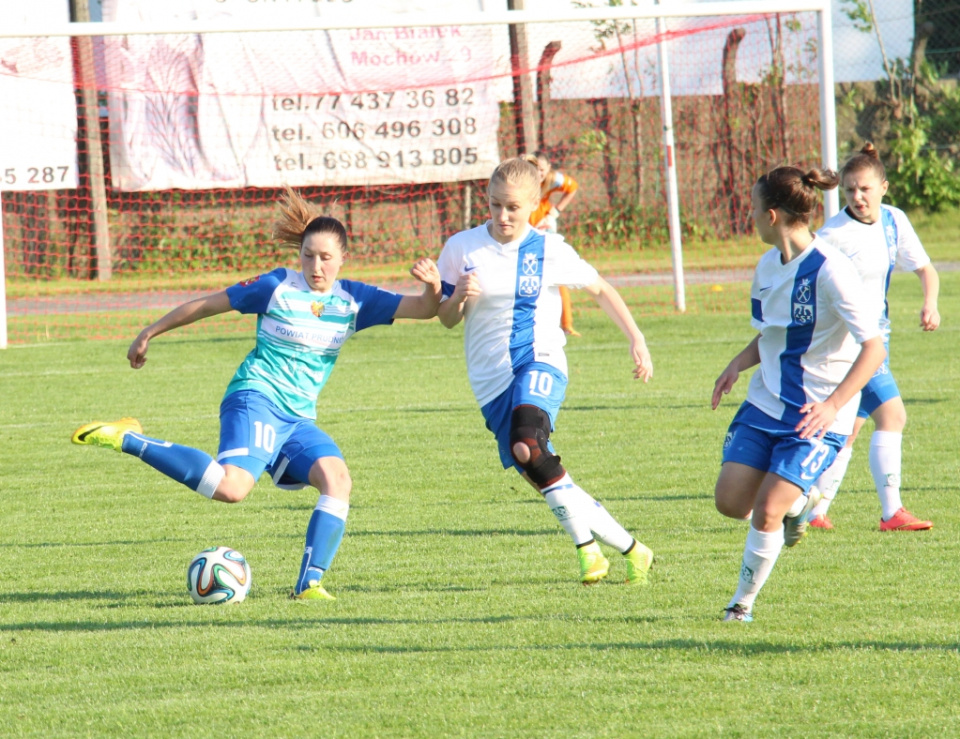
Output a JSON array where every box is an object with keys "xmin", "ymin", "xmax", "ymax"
[
  {"xmin": 127, "ymin": 291, "xmax": 233, "ymax": 369},
  {"xmin": 394, "ymin": 258, "xmax": 442, "ymax": 320},
  {"xmin": 915, "ymin": 263, "xmax": 941, "ymax": 331},
  {"xmin": 583, "ymin": 277, "xmax": 652, "ymax": 382},
  {"xmin": 437, "ymin": 272, "xmax": 481, "ymax": 329},
  {"xmin": 795, "ymin": 335, "xmax": 886, "ymax": 439},
  {"xmin": 712, "ymin": 334, "xmax": 761, "ymax": 410}
]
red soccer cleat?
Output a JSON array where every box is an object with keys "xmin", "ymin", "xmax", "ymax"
[
  {"xmin": 879, "ymin": 507, "xmax": 933, "ymax": 532},
  {"xmin": 808, "ymin": 514, "xmax": 834, "ymax": 530}
]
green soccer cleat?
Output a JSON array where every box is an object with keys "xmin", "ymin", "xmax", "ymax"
[
  {"xmin": 577, "ymin": 543, "xmax": 610, "ymax": 585},
  {"xmin": 624, "ymin": 541, "xmax": 654, "ymax": 586},
  {"xmin": 71, "ymin": 417, "xmax": 143, "ymax": 452},
  {"xmin": 291, "ymin": 581, "xmax": 336, "ymax": 601},
  {"xmin": 783, "ymin": 487, "xmax": 822, "ymax": 547}
]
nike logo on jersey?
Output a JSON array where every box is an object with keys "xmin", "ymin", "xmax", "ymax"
[
  {"xmin": 463, "ymin": 265, "xmax": 477, "ymax": 273},
  {"xmin": 759, "ymin": 286, "xmax": 772, "ymax": 293}
]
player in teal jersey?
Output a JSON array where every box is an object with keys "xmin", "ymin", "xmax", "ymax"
[{"xmin": 72, "ymin": 188, "xmax": 441, "ymax": 601}]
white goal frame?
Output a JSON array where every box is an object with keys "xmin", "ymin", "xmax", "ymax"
[{"xmin": 0, "ymin": 0, "xmax": 836, "ymax": 344}]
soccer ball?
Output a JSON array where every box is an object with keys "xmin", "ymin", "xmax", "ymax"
[{"xmin": 186, "ymin": 546, "xmax": 252, "ymax": 605}]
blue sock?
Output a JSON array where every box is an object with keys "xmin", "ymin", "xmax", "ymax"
[
  {"xmin": 295, "ymin": 496, "xmax": 349, "ymax": 594},
  {"xmin": 121, "ymin": 432, "xmax": 224, "ymax": 497}
]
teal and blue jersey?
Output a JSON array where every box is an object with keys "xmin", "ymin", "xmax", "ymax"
[{"xmin": 224, "ymin": 268, "xmax": 403, "ymax": 418}]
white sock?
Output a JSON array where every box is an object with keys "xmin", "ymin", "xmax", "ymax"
[
  {"xmin": 870, "ymin": 431, "xmax": 903, "ymax": 520},
  {"xmin": 196, "ymin": 460, "xmax": 226, "ymax": 499},
  {"xmin": 727, "ymin": 525, "xmax": 784, "ymax": 612},
  {"xmin": 542, "ymin": 475, "xmax": 594, "ymax": 546},
  {"xmin": 785, "ymin": 492, "xmax": 807, "ymax": 519},
  {"xmin": 561, "ymin": 481, "xmax": 635, "ymax": 552},
  {"xmin": 585, "ymin": 499, "xmax": 635, "ymax": 553},
  {"xmin": 812, "ymin": 445, "xmax": 853, "ymax": 516},
  {"xmin": 316, "ymin": 494, "xmax": 350, "ymax": 520}
]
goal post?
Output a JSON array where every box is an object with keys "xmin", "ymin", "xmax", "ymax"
[
  {"xmin": 0, "ymin": 193, "xmax": 6, "ymax": 349},
  {"xmin": 1, "ymin": 0, "xmax": 837, "ymax": 344}
]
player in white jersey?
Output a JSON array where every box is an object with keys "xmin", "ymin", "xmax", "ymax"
[
  {"xmin": 437, "ymin": 157, "xmax": 655, "ymax": 586},
  {"xmin": 806, "ymin": 143, "xmax": 940, "ymax": 532},
  {"xmin": 712, "ymin": 165, "xmax": 886, "ymax": 622},
  {"xmin": 72, "ymin": 188, "xmax": 441, "ymax": 601}
]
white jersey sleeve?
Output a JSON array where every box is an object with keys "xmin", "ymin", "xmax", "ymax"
[
  {"xmin": 817, "ymin": 248, "xmax": 882, "ymax": 345},
  {"xmin": 889, "ymin": 206, "xmax": 931, "ymax": 273},
  {"xmin": 544, "ymin": 234, "xmax": 599, "ymax": 289}
]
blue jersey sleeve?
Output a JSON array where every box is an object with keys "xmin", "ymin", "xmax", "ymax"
[
  {"xmin": 338, "ymin": 279, "xmax": 403, "ymax": 331},
  {"xmin": 226, "ymin": 268, "xmax": 286, "ymax": 315}
]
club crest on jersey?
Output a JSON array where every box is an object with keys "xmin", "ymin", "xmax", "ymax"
[
  {"xmin": 311, "ymin": 301, "xmax": 325, "ymax": 318},
  {"xmin": 238, "ymin": 275, "xmax": 261, "ymax": 287},
  {"xmin": 792, "ymin": 278, "xmax": 814, "ymax": 324},
  {"xmin": 793, "ymin": 302, "xmax": 814, "ymax": 324},
  {"xmin": 521, "ymin": 252, "xmax": 539, "ymax": 276},
  {"xmin": 519, "ymin": 275, "xmax": 541, "ymax": 296}
]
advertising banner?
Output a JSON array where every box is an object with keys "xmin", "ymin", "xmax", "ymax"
[
  {"xmin": 104, "ymin": 0, "xmax": 511, "ymax": 191},
  {"xmin": 0, "ymin": 0, "xmax": 78, "ymax": 192}
]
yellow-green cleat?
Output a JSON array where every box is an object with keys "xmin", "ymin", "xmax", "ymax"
[
  {"xmin": 578, "ymin": 542, "xmax": 610, "ymax": 585},
  {"xmin": 71, "ymin": 417, "xmax": 142, "ymax": 452},
  {"xmin": 291, "ymin": 581, "xmax": 335, "ymax": 601},
  {"xmin": 624, "ymin": 541, "xmax": 654, "ymax": 586}
]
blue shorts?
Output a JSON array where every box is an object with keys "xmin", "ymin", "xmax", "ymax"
[
  {"xmin": 858, "ymin": 352, "xmax": 901, "ymax": 418},
  {"xmin": 480, "ymin": 363, "xmax": 567, "ymax": 472},
  {"xmin": 218, "ymin": 390, "xmax": 342, "ymax": 490},
  {"xmin": 721, "ymin": 402, "xmax": 846, "ymax": 493}
]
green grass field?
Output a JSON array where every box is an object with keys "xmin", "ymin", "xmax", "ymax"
[{"xmin": 1, "ymin": 272, "xmax": 958, "ymax": 737}]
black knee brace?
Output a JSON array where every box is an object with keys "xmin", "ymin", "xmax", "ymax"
[{"xmin": 509, "ymin": 405, "xmax": 564, "ymax": 486}]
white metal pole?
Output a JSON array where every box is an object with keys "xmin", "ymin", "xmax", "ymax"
[
  {"xmin": 0, "ymin": 192, "xmax": 7, "ymax": 349},
  {"xmin": 818, "ymin": 2, "xmax": 839, "ymax": 219},
  {"xmin": 655, "ymin": 12, "xmax": 686, "ymax": 313}
]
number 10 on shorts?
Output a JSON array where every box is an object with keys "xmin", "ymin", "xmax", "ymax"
[
  {"xmin": 253, "ymin": 421, "xmax": 276, "ymax": 453},
  {"xmin": 527, "ymin": 370, "xmax": 554, "ymax": 398}
]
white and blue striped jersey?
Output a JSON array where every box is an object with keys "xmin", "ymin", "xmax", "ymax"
[
  {"xmin": 224, "ymin": 268, "xmax": 402, "ymax": 419},
  {"xmin": 437, "ymin": 223, "xmax": 599, "ymax": 407},
  {"xmin": 818, "ymin": 204, "xmax": 930, "ymax": 340},
  {"xmin": 747, "ymin": 237, "xmax": 881, "ymax": 435}
]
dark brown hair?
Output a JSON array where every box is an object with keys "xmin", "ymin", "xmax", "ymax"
[
  {"xmin": 840, "ymin": 141, "xmax": 886, "ymax": 183},
  {"xmin": 755, "ymin": 166, "xmax": 839, "ymax": 226},
  {"xmin": 274, "ymin": 186, "xmax": 348, "ymax": 253}
]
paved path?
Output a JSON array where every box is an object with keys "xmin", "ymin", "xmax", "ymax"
[{"xmin": 7, "ymin": 262, "xmax": 958, "ymax": 316}]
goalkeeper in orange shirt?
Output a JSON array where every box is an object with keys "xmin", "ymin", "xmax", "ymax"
[{"xmin": 526, "ymin": 151, "xmax": 581, "ymax": 336}]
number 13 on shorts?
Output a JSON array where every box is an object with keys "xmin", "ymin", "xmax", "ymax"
[{"xmin": 799, "ymin": 442, "xmax": 832, "ymax": 481}]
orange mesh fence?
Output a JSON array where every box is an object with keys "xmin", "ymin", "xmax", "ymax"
[{"xmin": 1, "ymin": 10, "xmax": 823, "ymax": 343}]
